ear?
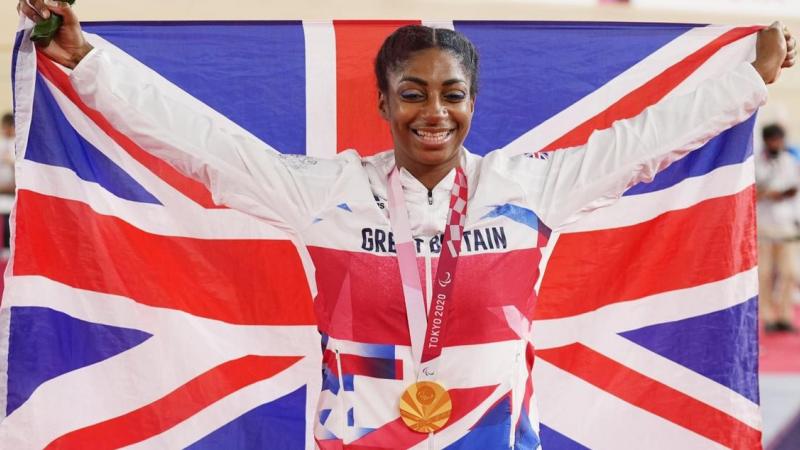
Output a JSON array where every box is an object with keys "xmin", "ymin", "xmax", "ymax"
[{"xmin": 378, "ymin": 91, "xmax": 389, "ymax": 121}]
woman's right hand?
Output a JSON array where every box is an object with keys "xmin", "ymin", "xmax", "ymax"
[{"xmin": 17, "ymin": 0, "xmax": 92, "ymax": 69}]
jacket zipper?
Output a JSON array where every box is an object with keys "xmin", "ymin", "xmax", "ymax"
[
  {"xmin": 509, "ymin": 344, "xmax": 524, "ymax": 446},
  {"xmin": 424, "ymin": 253, "xmax": 433, "ymax": 313},
  {"xmin": 335, "ymin": 348, "xmax": 347, "ymax": 438},
  {"xmin": 425, "ymin": 189, "xmax": 434, "ymax": 312}
]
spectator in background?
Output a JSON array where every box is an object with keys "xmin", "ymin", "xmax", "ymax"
[
  {"xmin": 757, "ymin": 123, "xmax": 800, "ymax": 333},
  {"xmin": 0, "ymin": 113, "xmax": 14, "ymax": 194},
  {"xmin": 0, "ymin": 113, "xmax": 13, "ymax": 252}
]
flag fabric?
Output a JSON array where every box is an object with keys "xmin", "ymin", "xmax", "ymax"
[{"xmin": 0, "ymin": 20, "xmax": 761, "ymax": 449}]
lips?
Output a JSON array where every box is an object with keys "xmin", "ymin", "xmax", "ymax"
[{"xmin": 412, "ymin": 128, "xmax": 455, "ymax": 147}]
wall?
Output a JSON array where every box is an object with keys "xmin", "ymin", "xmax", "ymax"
[{"xmin": 1, "ymin": 0, "xmax": 798, "ymax": 139}]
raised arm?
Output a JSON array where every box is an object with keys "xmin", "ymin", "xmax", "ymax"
[
  {"xmin": 19, "ymin": 0, "xmax": 342, "ymax": 231},
  {"xmin": 504, "ymin": 23, "xmax": 794, "ymax": 230}
]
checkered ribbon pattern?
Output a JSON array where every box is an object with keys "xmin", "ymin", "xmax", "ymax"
[{"xmin": 444, "ymin": 168, "xmax": 468, "ymax": 259}]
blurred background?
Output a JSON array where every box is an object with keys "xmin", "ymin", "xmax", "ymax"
[{"xmin": 0, "ymin": 1, "xmax": 798, "ymax": 448}]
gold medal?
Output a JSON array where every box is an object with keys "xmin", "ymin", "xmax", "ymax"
[{"xmin": 399, "ymin": 381, "xmax": 452, "ymax": 433}]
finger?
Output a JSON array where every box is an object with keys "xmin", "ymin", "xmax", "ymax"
[
  {"xmin": 784, "ymin": 49, "xmax": 797, "ymax": 68},
  {"xmin": 44, "ymin": 0, "xmax": 77, "ymax": 26},
  {"xmin": 19, "ymin": 0, "xmax": 41, "ymax": 19},
  {"xmin": 788, "ymin": 37, "xmax": 797, "ymax": 52},
  {"xmin": 18, "ymin": 1, "xmax": 43, "ymax": 23},
  {"xmin": 26, "ymin": 0, "xmax": 50, "ymax": 19}
]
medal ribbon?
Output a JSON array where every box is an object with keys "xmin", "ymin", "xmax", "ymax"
[{"xmin": 387, "ymin": 165, "xmax": 468, "ymax": 380}]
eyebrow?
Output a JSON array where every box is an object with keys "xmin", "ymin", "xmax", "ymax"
[{"xmin": 399, "ymin": 76, "xmax": 467, "ymax": 86}]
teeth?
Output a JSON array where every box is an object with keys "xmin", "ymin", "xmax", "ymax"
[{"xmin": 415, "ymin": 130, "xmax": 451, "ymax": 143}]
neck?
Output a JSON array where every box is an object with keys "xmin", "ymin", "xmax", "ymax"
[{"xmin": 395, "ymin": 150, "xmax": 462, "ymax": 191}]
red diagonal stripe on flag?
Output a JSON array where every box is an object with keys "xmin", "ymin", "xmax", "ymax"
[
  {"xmin": 537, "ymin": 343, "xmax": 761, "ymax": 450},
  {"xmin": 334, "ymin": 20, "xmax": 420, "ymax": 156},
  {"xmin": 36, "ymin": 51, "xmax": 223, "ymax": 209},
  {"xmin": 45, "ymin": 355, "xmax": 302, "ymax": 449},
  {"xmin": 543, "ymin": 26, "xmax": 761, "ymax": 151},
  {"xmin": 536, "ymin": 185, "xmax": 756, "ymax": 320},
  {"xmin": 13, "ymin": 190, "xmax": 315, "ymax": 325}
]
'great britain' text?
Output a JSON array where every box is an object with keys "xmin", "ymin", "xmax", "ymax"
[{"xmin": 360, "ymin": 227, "xmax": 507, "ymax": 254}]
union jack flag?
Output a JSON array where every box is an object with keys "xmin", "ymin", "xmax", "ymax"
[{"xmin": 0, "ymin": 20, "xmax": 761, "ymax": 449}]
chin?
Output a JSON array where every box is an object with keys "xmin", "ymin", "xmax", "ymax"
[{"xmin": 414, "ymin": 147, "xmax": 460, "ymax": 167}]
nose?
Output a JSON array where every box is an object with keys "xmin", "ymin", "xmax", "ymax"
[{"xmin": 421, "ymin": 96, "xmax": 447, "ymax": 123}]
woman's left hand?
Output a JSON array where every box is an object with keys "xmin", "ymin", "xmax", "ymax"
[{"xmin": 753, "ymin": 21, "xmax": 796, "ymax": 84}]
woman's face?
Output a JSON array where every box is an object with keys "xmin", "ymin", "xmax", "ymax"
[{"xmin": 379, "ymin": 48, "xmax": 475, "ymax": 171}]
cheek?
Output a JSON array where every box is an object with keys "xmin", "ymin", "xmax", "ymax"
[
  {"xmin": 454, "ymin": 109, "xmax": 473, "ymax": 132},
  {"xmin": 387, "ymin": 105, "xmax": 416, "ymax": 129}
]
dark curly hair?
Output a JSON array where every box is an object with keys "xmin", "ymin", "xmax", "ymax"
[
  {"xmin": 374, "ymin": 25, "xmax": 480, "ymax": 96},
  {"xmin": 762, "ymin": 123, "xmax": 786, "ymax": 141}
]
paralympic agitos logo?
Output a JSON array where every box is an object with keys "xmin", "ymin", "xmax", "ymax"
[{"xmin": 438, "ymin": 272, "xmax": 452, "ymax": 288}]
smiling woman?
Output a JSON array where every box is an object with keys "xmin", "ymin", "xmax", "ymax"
[
  {"xmin": 13, "ymin": 0, "xmax": 799, "ymax": 448},
  {"xmin": 376, "ymin": 26, "xmax": 478, "ymax": 190}
]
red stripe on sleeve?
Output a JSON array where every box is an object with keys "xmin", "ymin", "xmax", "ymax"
[
  {"xmin": 537, "ymin": 343, "xmax": 761, "ymax": 450},
  {"xmin": 13, "ymin": 190, "xmax": 315, "ymax": 325},
  {"xmin": 536, "ymin": 186, "xmax": 756, "ymax": 319},
  {"xmin": 36, "ymin": 51, "xmax": 223, "ymax": 209},
  {"xmin": 543, "ymin": 26, "xmax": 762, "ymax": 151},
  {"xmin": 334, "ymin": 20, "xmax": 420, "ymax": 156},
  {"xmin": 45, "ymin": 355, "xmax": 301, "ymax": 449}
]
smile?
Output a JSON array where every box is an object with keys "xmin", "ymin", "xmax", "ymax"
[{"xmin": 412, "ymin": 128, "xmax": 455, "ymax": 146}]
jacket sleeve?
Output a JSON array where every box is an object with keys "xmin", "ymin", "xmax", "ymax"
[
  {"xmin": 505, "ymin": 61, "xmax": 768, "ymax": 230},
  {"xmin": 70, "ymin": 47, "xmax": 342, "ymax": 232}
]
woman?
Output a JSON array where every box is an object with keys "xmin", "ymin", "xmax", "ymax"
[{"xmin": 18, "ymin": 1, "xmax": 797, "ymax": 448}]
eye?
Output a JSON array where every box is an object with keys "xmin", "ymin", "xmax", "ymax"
[
  {"xmin": 400, "ymin": 90, "xmax": 425, "ymax": 101},
  {"xmin": 444, "ymin": 91, "xmax": 467, "ymax": 102}
]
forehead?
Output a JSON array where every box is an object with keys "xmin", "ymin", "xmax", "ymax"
[{"xmin": 389, "ymin": 48, "xmax": 468, "ymax": 84}]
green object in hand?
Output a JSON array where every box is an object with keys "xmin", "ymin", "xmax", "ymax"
[{"xmin": 30, "ymin": 0, "xmax": 76, "ymax": 45}]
